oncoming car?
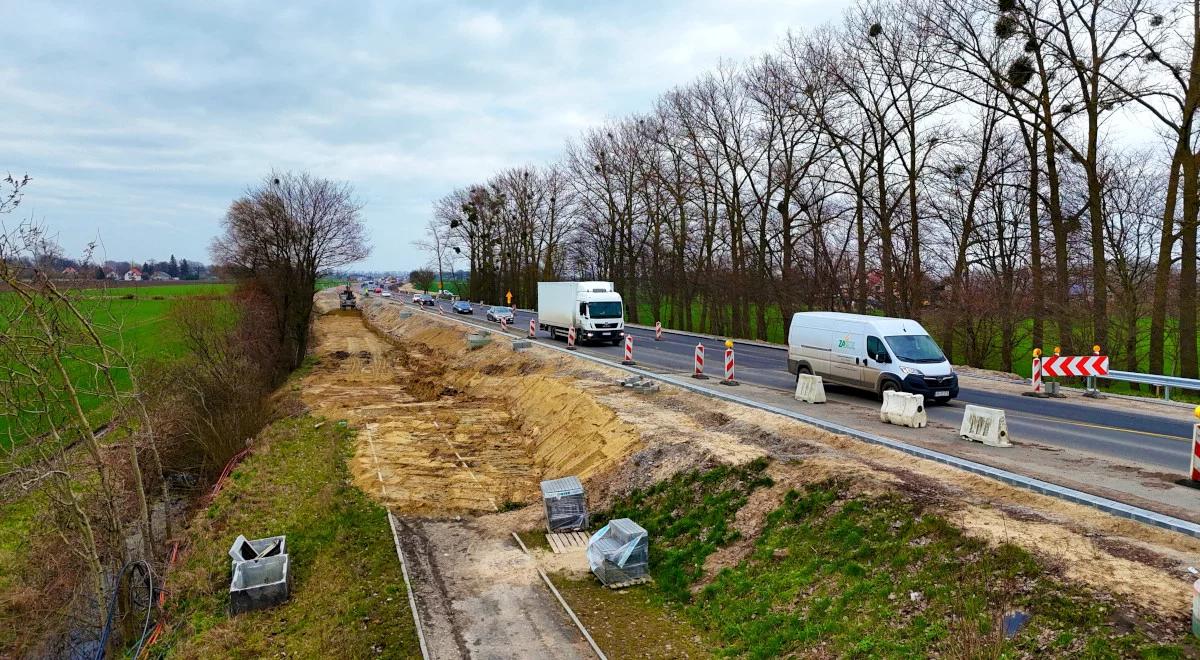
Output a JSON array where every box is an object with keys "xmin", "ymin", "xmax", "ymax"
[
  {"xmin": 452, "ymin": 301, "xmax": 473, "ymax": 314},
  {"xmin": 485, "ymin": 306, "xmax": 515, "ymax": 323},
  {"xmin": 411, "ymin": 293, "xmax": 422, "ymax": 303},
  {"xmin": 418, "ymin": 294, "xmax": 436, "ymax": 306}
]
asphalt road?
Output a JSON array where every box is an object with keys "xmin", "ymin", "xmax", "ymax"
[{"xmin": 403, "ymin": 297, "xmax": 1193, "ymax": 473}]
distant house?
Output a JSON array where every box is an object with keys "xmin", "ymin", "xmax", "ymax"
[
  {"xmin": 105, "ymin": 270, "xmax": 119, "ymax": 280},
  {"xmin": 149, "ymin": 271, "xmax": 171, "ymax": 281},
  {"xmin": 62, "ymin": 266, "xmax": 78, "ymax": 277},
  {"xmin": 124, "ymin": 267, "xmax": 143, "ymax": 282}
]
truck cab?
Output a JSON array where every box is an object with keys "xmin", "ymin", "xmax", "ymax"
[{"xmin": 537, "ymin": 281, "xmax": 625, "ymax": 345}]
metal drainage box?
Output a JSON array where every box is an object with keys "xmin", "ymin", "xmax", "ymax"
[
  {"xmin": 541, "ymin": 476, "xmax": 588, "ymax": 532},
  {"xmin": 587, "ymin": 518, "xmax": 648, "ymax": 586},
  {"xmin": 228, "ymin": 534, "xmax": 286, "ymax": 574},
  {"xmin": 230, "ymin": 553, "xmax": 291, "ymax": 615}
]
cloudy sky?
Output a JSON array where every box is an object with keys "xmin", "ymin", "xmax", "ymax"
[{"xmin": 2, "ymin": 0, "xmax": 848, "ymax": 271}]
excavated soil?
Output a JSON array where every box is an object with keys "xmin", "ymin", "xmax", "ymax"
[{"xmin": 308, "ymin": 291, "xmax": 1200, "ymax": 631}]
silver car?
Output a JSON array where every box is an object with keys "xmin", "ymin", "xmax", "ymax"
[{"xmin": 485, "ymin": 306, "xmax": 515, "ymax": 323}]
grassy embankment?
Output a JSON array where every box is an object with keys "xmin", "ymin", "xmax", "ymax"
[
  {"xmin": 0, "ymin": 283, "xmax": 231, "ymax": 652},
  {"xmin": 155, "ymin": 414, "xmax": 420, "ymax": 658},
  {"xmin": 558, "ymin": 459, "xmax": 1195, "ymax": 658}
]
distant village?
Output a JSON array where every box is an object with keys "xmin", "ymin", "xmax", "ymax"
[{"xmin": 53, "ymin": 255, "xmax": 216, "ymax": 282}]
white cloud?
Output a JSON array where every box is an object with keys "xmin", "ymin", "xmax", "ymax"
[
  {"xmin": 458, "ymin": 11, "xmax": 505, "ymax": 42},
  {"xmin": 1, "ymin": 0, "xmax": 851, "ymax": 269}
]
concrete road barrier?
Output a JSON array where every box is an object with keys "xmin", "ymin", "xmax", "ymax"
[
  {"xmin": 960, "ymin": 404, "xmax": 1012, "ymax": 447},
  {"xmin": 794, "ymin": 374, "xmax": 826, "ymax": 404},
  {"xmin": 879, "ymin": 390, "xmax": 927, "ymax": 429}
]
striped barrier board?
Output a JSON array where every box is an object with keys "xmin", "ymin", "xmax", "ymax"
[
  {"xmin": 1041, "ymin": 355, "xmax": 1109, "ymax": 377},
  {"xmin": 693, "ymin": 343, "xmax": 707, "ymax": 379},
  {"xmin": 622, "ymin": 335, "xmax": 636, "ymax": 365}
]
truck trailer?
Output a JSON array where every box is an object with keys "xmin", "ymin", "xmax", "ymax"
[{"xmin": 537, "ymin": 281, "xmax": 625, "ymax": 345}]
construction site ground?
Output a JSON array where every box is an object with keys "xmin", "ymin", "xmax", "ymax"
[{"xmin": 306, "ymin": 290, "xmax": 1200, "ymax": 657}]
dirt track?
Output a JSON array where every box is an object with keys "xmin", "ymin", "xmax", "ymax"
[{"xmin": 303, "ymin": 291, "xmax": 1200, "ymax": 651}]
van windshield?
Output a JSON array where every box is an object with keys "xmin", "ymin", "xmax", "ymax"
[
  {"xmin": 885, "ymin": 334, "xmax": 945, "ymax": 363},
  {"xmin": 587, "ymin": 302, "xmax": 623, "ymax": 318}
]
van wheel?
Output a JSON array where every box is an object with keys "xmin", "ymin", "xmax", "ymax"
[
  {"xmin": 879, "ymin": 379, "xmax": 900, "ymax": 399},
  {"xmin": 797, "ymin": 365, "xmax": 813, "ymax": 376}
]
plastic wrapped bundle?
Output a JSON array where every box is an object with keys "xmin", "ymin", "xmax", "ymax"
[
  {"xmin": 586, "ymin": 518, "xmax": 648, "ymax": 586},
  {"xmin": 541, "ymin": 476, "xmax": 588, "ymax": 532}
]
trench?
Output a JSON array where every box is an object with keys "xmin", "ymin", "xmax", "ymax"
[{"xmin": 301, "ymin": 310, "xmax": 642, "ymax": 517}]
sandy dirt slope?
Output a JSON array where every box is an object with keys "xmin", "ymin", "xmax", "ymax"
[{"xmin": 344, "ymin": 294, "xmax": 1200, "ymax": 631}]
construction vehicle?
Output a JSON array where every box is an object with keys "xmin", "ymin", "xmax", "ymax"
[{"xmin": 339, "ymin": 286, "xmax": 357, "ymax": 310}]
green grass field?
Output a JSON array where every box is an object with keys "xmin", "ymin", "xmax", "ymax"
[{"xmin": 0, "ymin": 283, "xmax": 233, "ymax": 449}]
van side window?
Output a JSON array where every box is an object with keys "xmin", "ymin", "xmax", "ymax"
[{"xmin": 867, "ymin": 336, "xmax": 888, "ymax": 361}]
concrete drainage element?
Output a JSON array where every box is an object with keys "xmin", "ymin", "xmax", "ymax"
[
  {"xmin": 511, "ymin": 339, "xmax": 532, "ymax": 352},
  {"xmin": 228, "ymin": 534, "xmax": 286, "ymax": 574},
  {"xmin": 960, "ymin": 404, "xmax": 1012, "ymax": 447},
  {"xmin": 794, "ymin": 374, "xmax": 827, "ymax": 404},
  {"xmin": 879, "ymin": 390, "xmax": 927, "ymax": 428},
  {"xmin": 616, "ymin": 375, "xmax": 660, "ymax": 393},
  {"xmin": 397, "ymin": 310, "xmax": 413, "ymax": 319},
  {"xmin": 230, "ymin": 553, "xmax": 291, "ymax": 615},
  {"xmin": 466, "ymin": 332, "xmax": 492, "ymax": 350}
]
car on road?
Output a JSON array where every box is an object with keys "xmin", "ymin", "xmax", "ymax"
[
  {"xmin": 486, "ymin": 306, "xmax": 515, "ymax": 323},
  {"xmin": 452, "ymin": 301, "xmax": 473, "ymax": 314},
  {"xmin": 787, "ymin": 311, "xmax": 958, "ymax": 403},
  {"xmin": 418, "ymin": 294, "xmax": 436, "ymax": 306},
  {"xmin": 381, "ymin": 290, "xmax": 392, "ymax": 298},
  {"xmin": 411, "ymin": 293, "xmax": 422, "ymax": 303}
]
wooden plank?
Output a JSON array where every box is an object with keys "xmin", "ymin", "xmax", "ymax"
[{"xmin": 547, "ymin": 534, "xmax": 562, "ymax": 553}]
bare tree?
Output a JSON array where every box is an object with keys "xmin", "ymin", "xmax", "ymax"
[{"xmin": 211, "ymin": 171, "xmax": 369, "ymax": 369}]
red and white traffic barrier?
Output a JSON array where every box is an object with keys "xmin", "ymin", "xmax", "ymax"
[
  {"xmin": 655, "ymin": 322, "xmax": 662, "ymax": 341},
  {"xmin": 567, "ymin": 326, "xmax": 577, "ymax": 350},
  {"xmin": 1191, "ymin": 422, "xmax": 1200, "ymax": 482},
  {"xmin": 720, "ymin": 347, "xmax": 738, "ymax": 386},
  {"xmin": 1040, "ymin": 354, "xmax": 1109, "ymax": 377},
  {"xmin": 622, "ymin": 335, "xmax": 636, "ymax": 365},
  {"xmin": 1031, "ymin": 355, "xmax": 1042, "ymax": 394},
  {"xmin": 693, "ymin": 343, "xmax": 707, "ymax": 379},
  {"xmin": 528, "ymin": 319, "xmax": 537, "ymax": 339}
]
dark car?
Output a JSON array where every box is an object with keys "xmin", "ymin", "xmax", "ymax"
[
  {"xmin": 452, "ymin": 301, "xmax": 473, "ymax": 314},
  {"xmin": 418, "ymin": 294, "xmax": 436, "ymax": 306}
]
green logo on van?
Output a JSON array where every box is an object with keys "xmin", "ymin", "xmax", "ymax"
[{"xmin": 837, "ymin": 336, "xmax": 857, "ymax": 350}]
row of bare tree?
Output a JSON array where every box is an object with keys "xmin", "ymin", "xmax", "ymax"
[{"xmin": 424, "ymin": 0, "xmax": 1200, "ymax": 377}]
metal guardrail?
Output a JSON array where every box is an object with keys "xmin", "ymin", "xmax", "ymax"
[{"xmin": 1098, "ymin": 370, "xmax": 1200, "ymax": 401}]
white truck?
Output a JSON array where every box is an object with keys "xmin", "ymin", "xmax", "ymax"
[{"xmin": 537, "ymin": 281, "xmax": 625, "ymax": 345}]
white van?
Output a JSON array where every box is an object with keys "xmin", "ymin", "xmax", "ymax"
[{"xmin": 787, "ymin": 312, "xmax": 958, "ymax": 403}]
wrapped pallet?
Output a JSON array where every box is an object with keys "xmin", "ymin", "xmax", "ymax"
[
  {"xmin": 541, "ymin": 476, "xmax": 589, "ymax": 532},
  {"xmin": 587, "ymin": 518, "xmax": 648, "ymax": 586}
]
